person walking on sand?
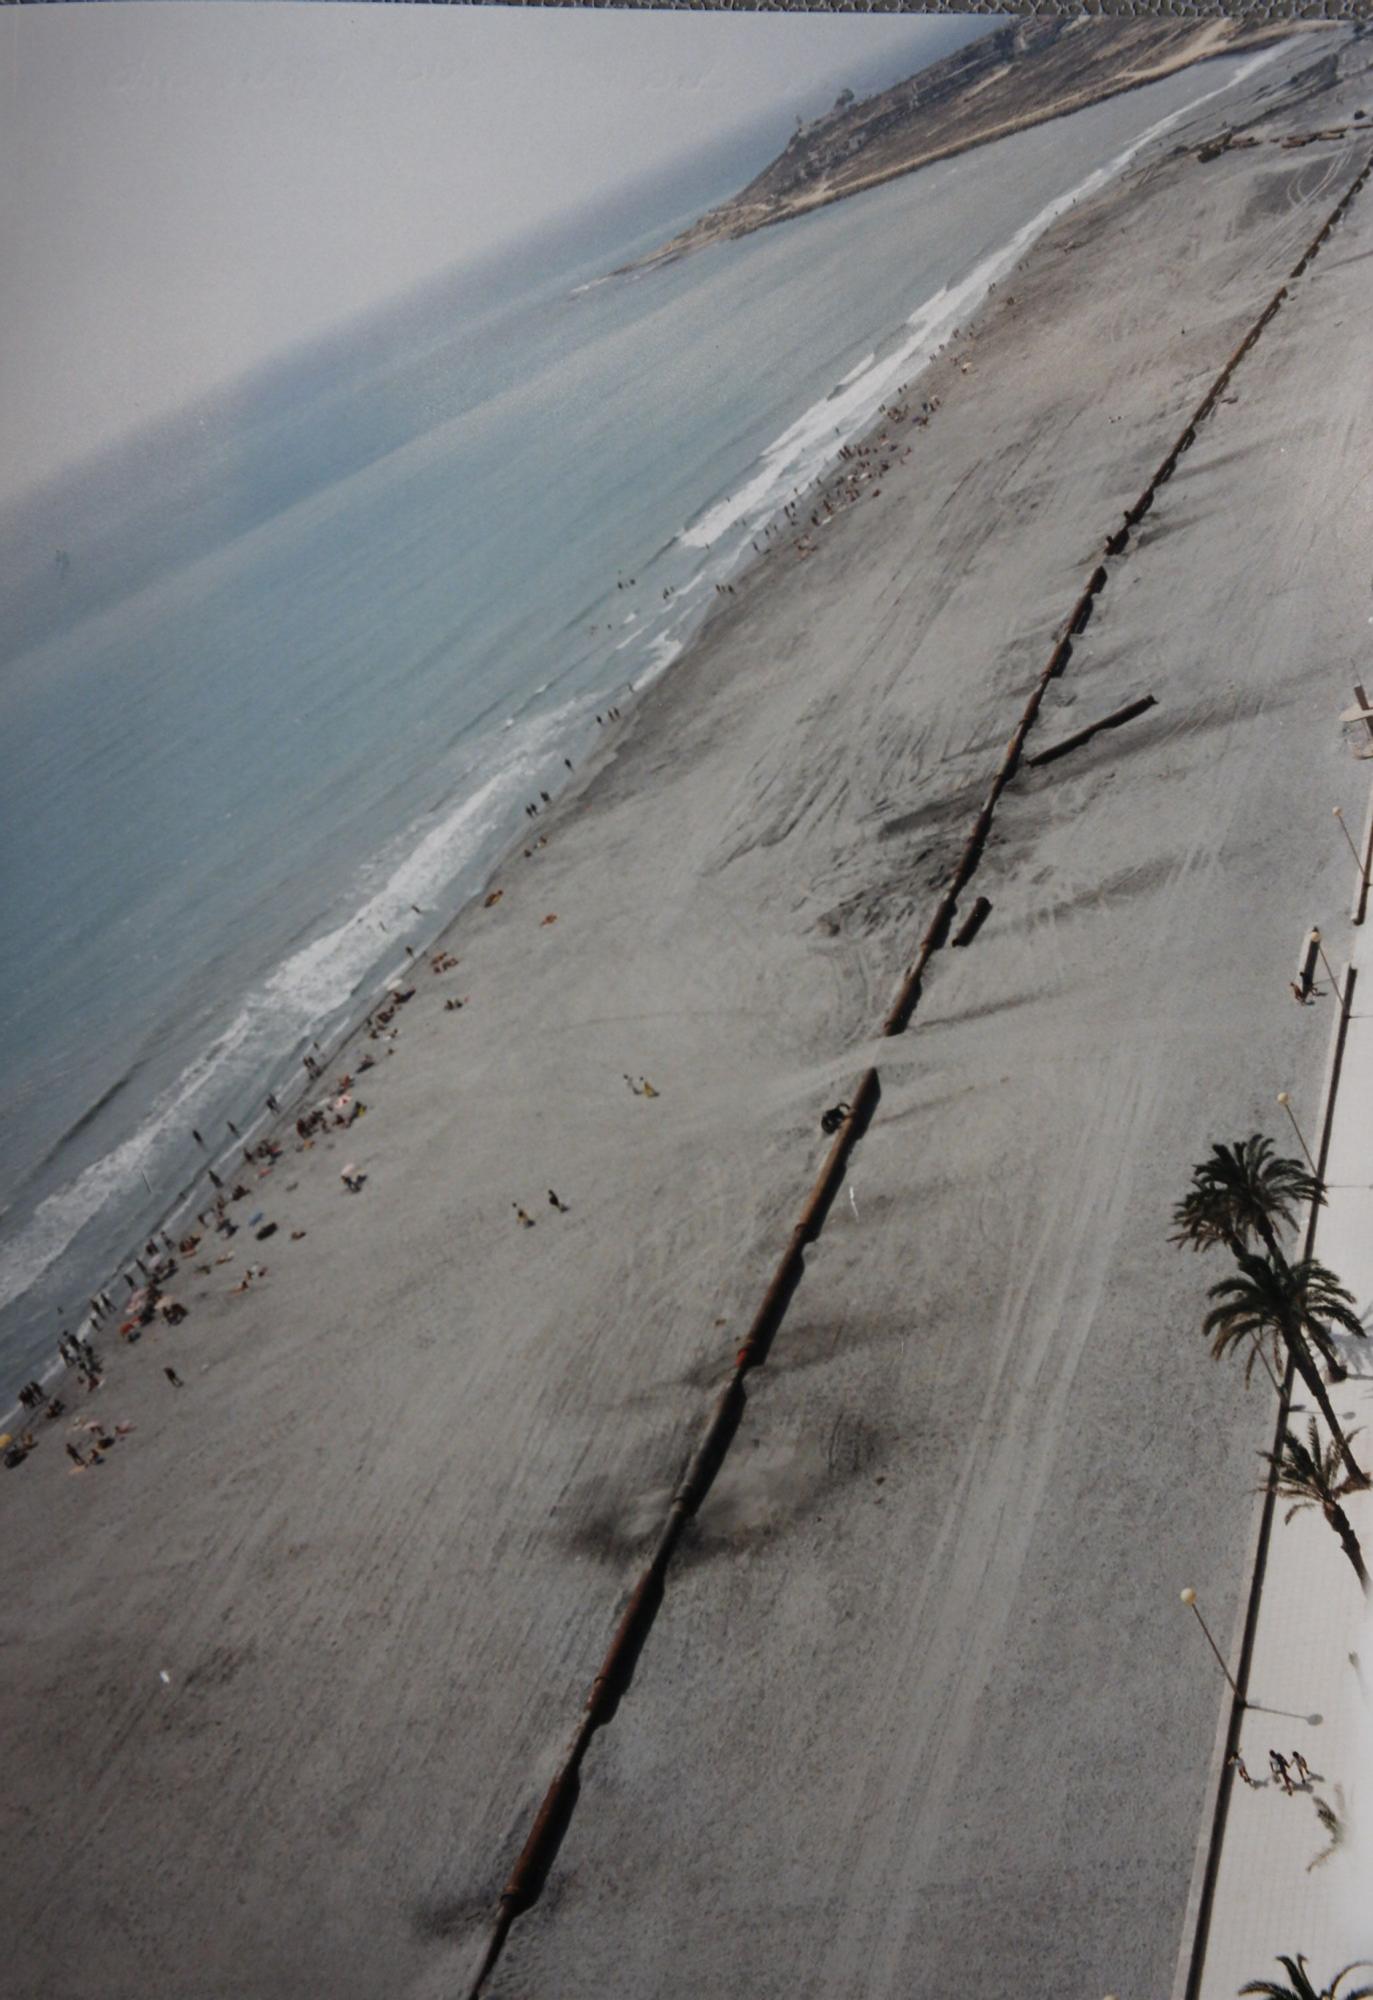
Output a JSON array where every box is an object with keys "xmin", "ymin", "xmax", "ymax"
[
  {"xmin": 513, "ymin": 1204, "xmax": 535, "ymax": 1228},
  {"xmin": 623, "ymin": 1074, "xmax": 642, "ymax": 1095},
  {"xmin": 639, "ymin": 1078, "xmax": 659, "ymax": 1098},
  {"xmin": 1291, "ymin": 1750, "xmax": 1313, "ymax": 1786},
  {"xmin": 66, "ymin": 1442, "xmax": 88, "ymax": 1470},
  {"xmin": 1269, "ymin": 1750, "xmax": 1294, "ymax": 1794},
  {"xmin": 548, "ymin": 1190, "xmax": 568, "ymax": 1213},
  {"xmin": 1228, "ymin": 1752, "xmax": 1258, "ymax": 1789},
  {"xmin": 164, "ymin": 1367, "xmax": 184, "ymax": 1388}
]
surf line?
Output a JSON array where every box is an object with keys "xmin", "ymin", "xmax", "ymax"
[{"xmin": 463, "ymin": 145, "xmax": 1373, "ymax": 1998}]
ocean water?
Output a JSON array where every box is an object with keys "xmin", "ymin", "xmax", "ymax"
[{"xmin": 0, "ymin": 43, "xmax": 1291, "ymax": 1385}]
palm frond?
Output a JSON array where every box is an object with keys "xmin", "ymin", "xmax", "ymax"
[
  {"xmin": 1260, "ymin": 1419, "xmax": 1362, "ymax": 1507},
  {"xmin": 1239, "ymin": 1955, "xmax": 1373, "ymax": 1999},
  {"xmin": 1204, "ymin": 1254, "xmax": 1365, "ymax": 1349},
  {"xmin": 1182, "ymin": 1136, "xmax": 1323, "ymax": 1262}
]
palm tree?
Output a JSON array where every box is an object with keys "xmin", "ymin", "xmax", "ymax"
[
  {"xmin": 1241, "ymin": 1955, "xmax": 1373, "ymax": 2000},
  {"xmin": 1205, "ymin": 1254, "xmax": 1368, "ymax": 1489},
  {"xmin": 1259, "ymin": 1418, "xmax": 1369, "ymax": 1593},
  {"xmin": 1172, "ymin": 1136, "xmax": 1328, "ymax": 1388},
  {"xmin": 1172, "ymin": 1134, "xmax": 1322, "ymax": 1264}
]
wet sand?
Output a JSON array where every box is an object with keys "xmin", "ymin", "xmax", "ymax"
[{"xmin": 2, "ymin": 40, "xmax": 1372, "ymax": 2000}]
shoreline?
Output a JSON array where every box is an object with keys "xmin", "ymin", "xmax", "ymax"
[{"xmin": 0, "ymin": 42, "xmax": 1291, "ymax": 1399}]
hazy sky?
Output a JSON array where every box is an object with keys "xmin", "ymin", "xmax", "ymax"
[{"xmin": 0, "ymin": 3, "xmax": 989, "ymax": 503}]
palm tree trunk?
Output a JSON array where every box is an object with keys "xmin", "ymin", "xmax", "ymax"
[
  {"xmin": 1323, "ymin": 1500, "xmax": 1371, "ymax": 1593},
  {"xmin": 1255, "ymin": 1216, "xmax": 1288, "ymax": 1263},
  {"xmin": 1221, "ymin": 1226, "xmax": 1284, "ymax": 1395},
  {"xmin": 1287, "ymin": 1337, "xmax": 1368, "ymax": 1489},
  {"xmin": 1255, "ymin": 1217, "xmax": 1347, "ymax": 1382}
]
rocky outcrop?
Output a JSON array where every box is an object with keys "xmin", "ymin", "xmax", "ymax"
[{"xmin": 616, "ymin": 17, "xmax": 1329, "ymax": 276}]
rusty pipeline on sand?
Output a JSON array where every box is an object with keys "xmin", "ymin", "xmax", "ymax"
[
  {"xmin": 879, "ymin": 159, "xmax": 1373, "ymax": 1049},
  {"xmin": 467, "ymin": 1078, "xmax": 878, "ymax": 1996},
  {"xmin": 951, "ymin": 897, "xmax": 993, "ymax": 948},
  {"xmin": 1026, "ymin": 694, "xmax": 1158, "ymax": 770}
]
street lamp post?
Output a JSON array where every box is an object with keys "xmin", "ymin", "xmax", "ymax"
[
  {"xmin": 1180, "ymin": 1587, "xmax": 1244, "ymax": 1703},
  {"xmin": 1276, "ymin": 1091, "xmax": 1318, "ymax": 1178},
  {"xmin": 1333, "ymin": 806, "xmax": 1368, "ymax": 890}
]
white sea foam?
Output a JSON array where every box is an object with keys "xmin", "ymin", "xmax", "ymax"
[
  {"xmin": 638, "ymin": 634, "xmax": 683, "ymax": 686},
  {"xmin": 0, "ymin": 705, "xmax": 573, "ymax": 1314},
  {"xmin": 836, "ymin": 351, "xmax": 876, "ymax": 390},
  {"xmin": 680, "ymin": 40, "xmax": 1288, "ymax": 555}
]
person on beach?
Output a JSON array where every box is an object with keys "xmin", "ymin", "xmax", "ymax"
[
  {"xmin": 1269, "ymin": 1750, "xmax": 1293, "ymax": 1794},
  {"xmin": 66, "ymin": 1442, "xmax": 88, "ymax": 1470},
  {"xmin": 1291, "ymin": 1750, "xmax": 1313, "ymax": 1785},
  {"xmin": 513, "ymin": 1204, "xmax": 536, "ymax": 1228},
  {"xmin": 623, "ymin": 1074, "xmax": 642, "ymax": 1095},
  {"xmin": 1228, "ymin": 1752, "xmax": 1258, "ymax": 1788},
  {"xmin": 548, "ymin": 1190, "xmax": 568, "ymax": 1213},
  {"xmin": 164, "ymin": 1367, "xmax": 184, "ymax": 1389},
  {"xmin": 639, "ymin": 1078, "xmax": 659, "ymax": 1098}
]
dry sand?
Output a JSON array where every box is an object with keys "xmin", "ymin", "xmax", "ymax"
[{"xmin": 2, "ymin": 41, "xmax": 1372, "ymax": 2000}]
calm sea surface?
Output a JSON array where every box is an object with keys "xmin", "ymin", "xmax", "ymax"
[{"xmin": 0, "ymin": 48, "xmax": 1284, "ymax": 1383}]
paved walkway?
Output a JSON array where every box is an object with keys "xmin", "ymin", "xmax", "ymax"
[{"xmin": 1181, "ymin": 774, "xmax": 1373, "ymax": 2000}]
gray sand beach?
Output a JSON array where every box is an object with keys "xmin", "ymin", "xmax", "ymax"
[{"xmin": 2, "ymin": 41, "xmax": 1372, "ymax": 2000}]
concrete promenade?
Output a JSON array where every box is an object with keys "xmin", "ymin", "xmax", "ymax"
[{"xmin": 1180, "ymin": 772, "xmax": 1373, "ymax": 2000}]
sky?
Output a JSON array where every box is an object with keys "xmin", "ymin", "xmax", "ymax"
[{"xmin": 0, "ymin": 3, "xmax": 991, "ymax": 505}]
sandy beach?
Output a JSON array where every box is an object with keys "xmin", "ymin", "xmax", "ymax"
[{"xmin": 3, "ymin": 36, "xmax": 1372, "ymax": 2000}]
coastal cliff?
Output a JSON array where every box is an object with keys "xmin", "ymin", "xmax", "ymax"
[{"xmin": 616, "ymin": 16, "xmax": 1329, "ymax": 275}]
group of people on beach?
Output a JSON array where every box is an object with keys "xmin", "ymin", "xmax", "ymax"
[
  {"xmin": 512, "ymin": 1189, "xmax": 572, "ymax": 1228},
  {"xmin": 17, "ymin": 391, "xmax": 943, "ymax": 1477},
  {"xmin": 735, "ymin": 394, "xmax": 936, "ymax": 582},
  {"xmin": 2, "ymin": 1324, "xmax": 115, "ymax": 1472}
]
